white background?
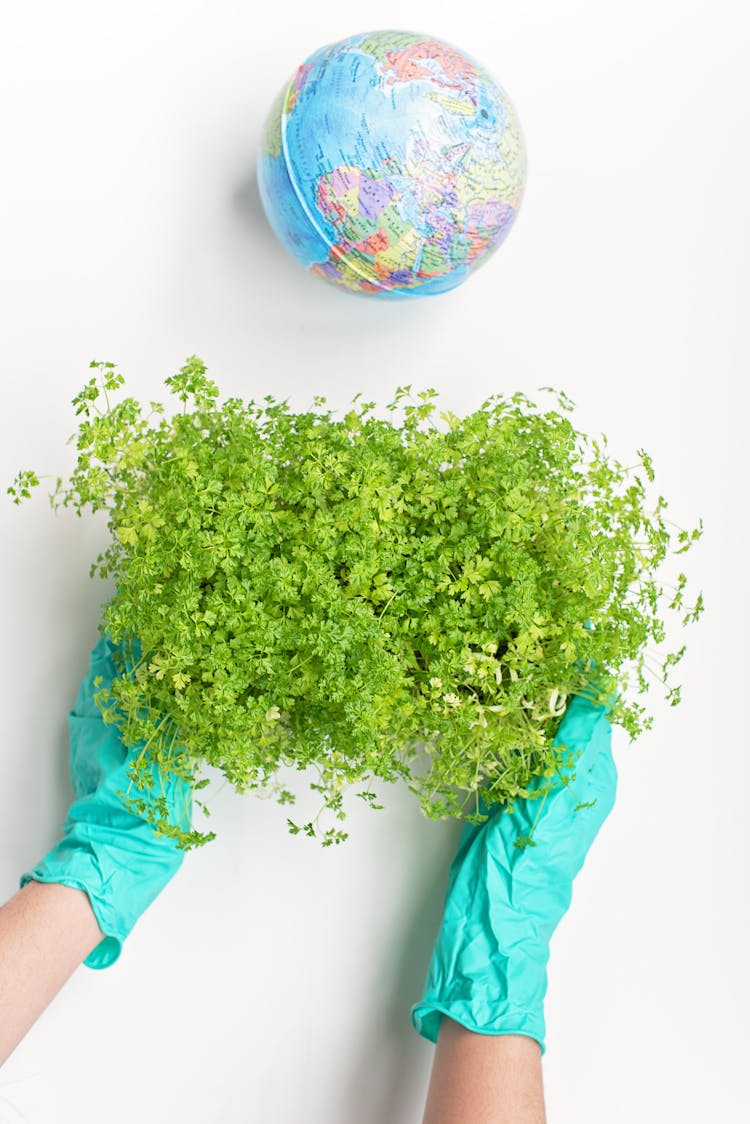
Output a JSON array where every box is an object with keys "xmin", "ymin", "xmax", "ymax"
[{"xmin": 0, "ymin": 1, "xmax": 746, "ymax": 1121}]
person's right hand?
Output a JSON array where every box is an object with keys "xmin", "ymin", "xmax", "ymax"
[
  {"xmin": 410, "ymin": 683, "xmax": 618, "ymax": 1055},
  {"xmin": 19, "ymin": 630, "xmax": 194, "ymax": 969}
]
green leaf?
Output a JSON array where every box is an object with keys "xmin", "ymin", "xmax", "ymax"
[{"xmin": 8, "ymin": 358, "xmax": 703, "ymax": 852}]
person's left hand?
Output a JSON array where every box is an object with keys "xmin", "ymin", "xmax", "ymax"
[
  {"xmin": 410, "ymin": 681, "xmax": 618, "ymax": 1055},
  {"xmin": 19, "ymin": 630, "xmax": 194, "ymax": 969}
]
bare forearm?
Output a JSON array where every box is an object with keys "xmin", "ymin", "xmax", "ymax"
[
  {"xmin": 422, "ymin": 1018, "xmax": 546, "ymax": 1124},
  {"xmin": 0, "ymin": 881, "xmax": 104, "ymax": 1066}
]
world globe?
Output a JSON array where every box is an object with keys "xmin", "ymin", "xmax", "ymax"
[{"xmin": 256, "ymin": 29, "xmax": 527, "ymax": 299}]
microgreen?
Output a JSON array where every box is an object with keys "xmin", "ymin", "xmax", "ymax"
[{"xmin": 7, "ymin": 357, "xmax": 705, "ymax": 849}]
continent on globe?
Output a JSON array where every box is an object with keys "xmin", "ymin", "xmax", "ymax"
[{"xmin": 257, "ymin": 29, "xmax": 527, "ymax": 299}]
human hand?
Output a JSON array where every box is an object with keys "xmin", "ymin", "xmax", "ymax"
[
  {"xmin": 19, "ymin": 630, "xmax": 193, "ymax": 969},
  {"xmin": 410, "ymin": 683, "xmax": 618, "ymax": 1055}
]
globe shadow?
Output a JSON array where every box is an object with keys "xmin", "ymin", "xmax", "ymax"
[{"xmin": 233, "ymin": 163, "xmax": 278, "ymax": 252}]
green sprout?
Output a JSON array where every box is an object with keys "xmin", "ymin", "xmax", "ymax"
[{"xmin": 7, "ymin": 357, "xmax": 705, "ymax": 850}]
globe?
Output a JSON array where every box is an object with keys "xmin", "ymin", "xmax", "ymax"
[{"xmin": 256, "ymin": 29, "xmax": 527, "ymax": 299}]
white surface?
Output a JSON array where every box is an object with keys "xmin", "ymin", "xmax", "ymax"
[{"xmin": 0, "ymin": 2, "xmax": 746, "ymax": 1121}]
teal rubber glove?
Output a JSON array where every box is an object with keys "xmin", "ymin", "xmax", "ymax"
[
  {"xmin": 19, "ymin": 630, "xmax": 193, "ymax": 969},
  {"xmin": 410, "ymin": 684, "xmax": 618, "ymax": 1055}
]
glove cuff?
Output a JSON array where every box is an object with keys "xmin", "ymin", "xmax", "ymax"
[
  {"xmin": 410, "ymin": 929, "xmax": 551, "ymax": 1055},
  {"xmin": 19, "ymin": 818, "xmax": 183, "ymax": 970},
  {"xmin": 410, "ymin": 998, "xmax": 547, "ymax": 1056}
]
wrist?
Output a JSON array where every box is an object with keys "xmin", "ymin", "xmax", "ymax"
[
  {"xmin": 20, "ymin": 847, "xmax": 128, "ymax": 969},
  {"xmin": 17, "ymin": 879, "xmax": 105, "ymax": 960}
]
